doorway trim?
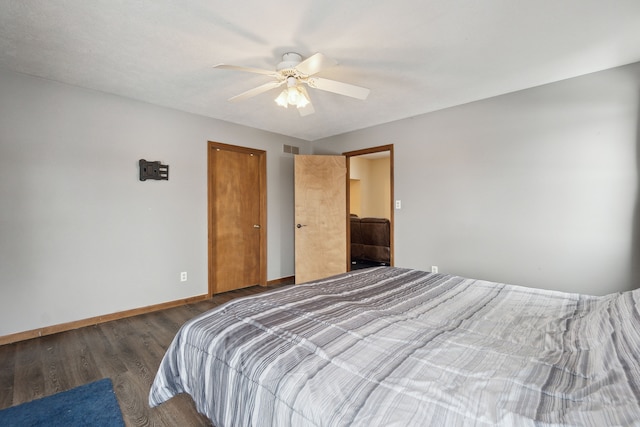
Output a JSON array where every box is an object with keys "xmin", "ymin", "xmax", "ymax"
[
  {"xmin": 207, "ymin": 141, "xmax": 267, "ymax": 296},
  {"xmin": 343, "ymin": 144, "xmax": 394, "ymax": 270}
]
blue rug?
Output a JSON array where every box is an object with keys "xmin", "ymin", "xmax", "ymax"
[{"xmin": 0, "ymin": 378, "xmax": 124, "ymax": 426}]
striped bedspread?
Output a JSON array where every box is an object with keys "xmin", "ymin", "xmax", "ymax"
[{"xmin": 149, "ymin": 267, "xmax": 640, "ymax": 426}]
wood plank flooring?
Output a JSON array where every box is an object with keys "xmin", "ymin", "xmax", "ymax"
[{"xmin": 0, "ymin": 282, "xmax": 292, "ymax": 426}]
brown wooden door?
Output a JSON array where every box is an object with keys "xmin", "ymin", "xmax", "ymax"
[
  {"xmin": 294, "ymin": 155, "xmax": 347, "ymax": 284},
  {"xmin": 208, "ymin": 142, "xmax": 266, "ymax": 294}
]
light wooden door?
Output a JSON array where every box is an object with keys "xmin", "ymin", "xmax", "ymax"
[
  {"xmin": 208, "ymin": 142, "xmax": 266, "ymax": 294},
  {"xmin": 294, "ymin": 155, "xmax": 347, "ymax": 284}
]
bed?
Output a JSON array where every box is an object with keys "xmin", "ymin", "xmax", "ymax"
[{"xmin": 149, "ymin": 267, "xmax": 640, "ymax": 426}]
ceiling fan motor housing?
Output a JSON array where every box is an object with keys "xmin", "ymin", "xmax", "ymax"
[{"xmin": 277, "ymin": 52, "xmax": 303, "ymax": 74}]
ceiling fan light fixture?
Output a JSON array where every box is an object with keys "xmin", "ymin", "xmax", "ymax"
[
  {"xmin": 295, "ymin": 91, "xmax": 310, "ymax": 108},
  {"xmin": 275, "ymin": 86, "xmax": 310, "ymax": 109},
  {"xmin": 275, "ymin": 90, "xmax": 289, "ymax": 108}
]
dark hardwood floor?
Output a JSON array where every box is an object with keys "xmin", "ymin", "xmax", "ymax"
[{"xmin": 0, "ymin": 282, "xmax": 292, "ymax": 426}]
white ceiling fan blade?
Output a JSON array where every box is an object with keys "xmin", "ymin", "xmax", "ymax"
[
  {"xmin": 213, "ymin": 63, "xmax": 279, "ymax": 77},
  {"xmin": 307, "ymin": 77, "xmax": 370, "ymax": 100},
  {"xmin": 295, "ymin": 53, "xmax": 337, "ymax": 76},
  {"xmin": 298, "ymin": 102, "xmax": 315, "ymax": 116},
  {"xmin": 228, "ymin": 80, "xmax": 284, "ymax": 102}
]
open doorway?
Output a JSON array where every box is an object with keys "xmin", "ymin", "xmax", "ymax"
[{"xmin": 343, "ymin": 145, "xmax": 394, "ymax": 271}]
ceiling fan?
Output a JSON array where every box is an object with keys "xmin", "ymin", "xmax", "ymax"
[{"xmin": 213, "ymin": 52, "xmax": 370, "ymax": 116}]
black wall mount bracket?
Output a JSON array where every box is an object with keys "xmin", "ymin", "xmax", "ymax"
[{"xmin": 139, "ymin": 159, "xmax": 169, "ymax": 181}]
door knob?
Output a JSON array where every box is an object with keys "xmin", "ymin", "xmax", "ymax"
[
  {"xmin": 253, "ymin": 224, "xmax": 261, "ymax": 229},
  {"xmin": 296, "ymin": 224, "xmax": 307, "ymax": 229}
]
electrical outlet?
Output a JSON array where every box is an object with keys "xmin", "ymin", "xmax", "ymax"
[
  {"xmin": 180, "ymin": 272, "xmax": 187, "ymax": 282},
  {"xmin": 395, "ymin": 200, "xmax": 402, "ymax": 209},
  {"xmin": 431, "ymin": 266, "xmax": 438, "ymax": 274}
]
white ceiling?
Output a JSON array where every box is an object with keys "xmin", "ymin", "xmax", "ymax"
[{"xmin": 2, "ymin": 1, "xmax": 640, "ymax": 141}]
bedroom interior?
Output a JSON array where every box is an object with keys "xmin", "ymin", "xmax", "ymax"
[{"xmin": 1, "ymin": 0, "xmax": 640, "ymax": 425}]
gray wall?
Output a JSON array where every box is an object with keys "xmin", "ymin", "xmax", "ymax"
[
  {"xmin": 3, "ymin": 61, "xmax": 639, "ymax": 338},
  {"xmin": 0, "ymin": 69, "xmax": 308, "ymax": 336},
  {"xmin": 315, "ymin": 62, "xmax": 640, "ymax": 295}
]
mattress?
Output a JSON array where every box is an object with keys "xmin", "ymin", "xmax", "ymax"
[{"xmin": 149, "ymin": 267, "xmax": 640, "ymax": 426}]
